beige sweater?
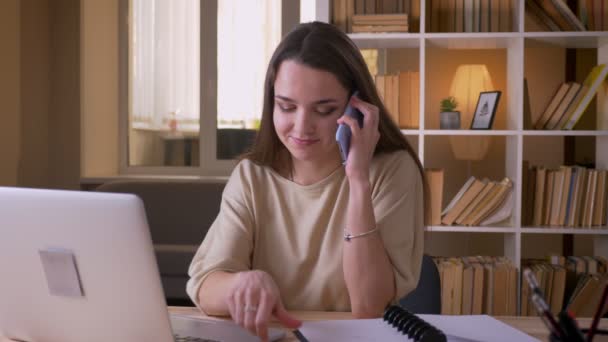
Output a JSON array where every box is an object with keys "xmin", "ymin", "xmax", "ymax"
[{"xmin": 187, "ymin": 150, "xmax": 423, "ymax": 312}]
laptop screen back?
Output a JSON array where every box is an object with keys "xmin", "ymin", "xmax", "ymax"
[{"xmin": 0, "ymin": 187, "xmax": 174, "ymax": 342}]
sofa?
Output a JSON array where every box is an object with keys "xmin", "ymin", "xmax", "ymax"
[
  {"xmin": 96, "ymin": 179, "xmax": 440, "ymax": 313},
  {"xmin": 96, "ymin": 179, "xmax": 226, "ymax": 305}
]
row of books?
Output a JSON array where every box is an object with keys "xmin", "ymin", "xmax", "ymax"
[
  {"xmin": 332, "ymin": 0, "xmax": 421, "ymax": 33},
  {"xmin": 440, "ymin": 176, "xmax": 514, "ymax": 227},
  {"xmin": 374, "ymin": 71, "xmax": 420, "ymax": 129},
  {"xmin": 434, "ymin": 256, "xmax": 517, "ymax": 316},
  {"xmin": 352, "ymin": 13, "xmax": 409, "ymax": 33},
  {"xmin": 334, "ymin": 0, "xmax": 608, "ymax": 33},
  {"xmin": 527, "ymin": 0, "xmax": 607, "ymax": 32},
  {"xmin": 533, "ymin": 64, "xmax": 608, "ymax": 130},
  {"xmin": 522, "ymin": 256, "xmax": 608, "ymax": 318},
  {"xmin": 435, "ymin": 255, "xmax": 607, "ymax": 317},
  {"xmin": 428, "ymin": 0, "xmax": 514, "ymax": 33},
  {"xmin": 522, "ymin": 163, "xmax": 608, "ymax": 228}
]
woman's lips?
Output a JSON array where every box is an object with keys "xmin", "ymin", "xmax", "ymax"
[{"xmin": 290, "ymin": 136, "xmax": 319, "ymax": 146}]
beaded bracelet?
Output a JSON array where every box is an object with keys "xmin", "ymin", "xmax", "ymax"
[{"xmin": 343, "ymin": 227, "xmax": 380, "ymax": 242}]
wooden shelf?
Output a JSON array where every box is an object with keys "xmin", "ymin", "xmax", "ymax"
[
  {"xmin": 521, "ymin": 227, "xmax": 608, "ymax": 235},
  {"xmin": 524, "ymin": 32, "xmax": 608, "ymax": 48},
  {"xmin": 423, "ymin": 129, "xmax": 519, "ymax": 136},
  {"xmin": 425, "ymin": 33, "xmax": 520, "ymax": 49},
  {"xmin": 311, "ymin": 0, "xmax": 608, "ymax": 318},
  {"xmin": 425, "ymin": 226, "xmax": 516, "ymax": 233},
  {"xmin": 523, "ymin": 130, "xmax": 608, "ymax": 136},
  {"xmin": 315, "ymin": 1, "xmax": 608, "ymax": 271}
]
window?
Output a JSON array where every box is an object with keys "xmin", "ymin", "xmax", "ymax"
[{"xmin": 125, "ymin": 0, "xmax": 285, "ymax": 173}]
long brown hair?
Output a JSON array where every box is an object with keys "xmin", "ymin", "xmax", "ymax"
[{"xmin": 243, "ymin": 21, "xmax": 423, "ymax": 178}]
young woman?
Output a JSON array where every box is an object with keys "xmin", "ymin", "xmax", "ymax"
[{"xmin": 187, "ymin": 21, "xmax": 424, "ymax": 341}]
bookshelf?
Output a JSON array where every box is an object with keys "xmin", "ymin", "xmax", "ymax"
[{"xmin": 309, "ymin": 0, "xmax": 608, "ymax": 314}]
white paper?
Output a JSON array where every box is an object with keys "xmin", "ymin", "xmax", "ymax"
[{"xmin": 297, "ymin": 315, "xmax": 540, "ymax": 342}]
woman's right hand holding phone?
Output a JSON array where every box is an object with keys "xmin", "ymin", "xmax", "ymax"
[{"xmin": 226, "ymin": 270, "xmax": 301, "ymax": 342}]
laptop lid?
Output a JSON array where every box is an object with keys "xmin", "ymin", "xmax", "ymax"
[{"xmin": 0, "ymin": 187, "xmax": 284, "ymax": 342}]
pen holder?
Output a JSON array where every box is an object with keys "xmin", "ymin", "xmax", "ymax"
[{"xmin": 547, "ymin": 311, "xmax": 587, "ymax": 342}]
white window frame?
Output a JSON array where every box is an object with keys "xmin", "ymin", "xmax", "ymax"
[{"xmin": 118, "ymin": 0, "xmax": 323, "ymax": 177}]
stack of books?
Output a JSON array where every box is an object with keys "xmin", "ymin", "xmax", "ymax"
[
  {"xmin": 522, "ymin": 255, "xmax": 608, "ymax": 317},
  {"xmin": 331, "ymin": 0, "xmax": 421, "ymax": 33},
  {"xmin": 375, "ymin": 71, "xmax": 420, "ymax": 129},
  {"xmin": 522, "ymin": 163, "xmax": 608, "ymax": 228},
  {"xmin": 533, "ymin": 64, "xmax": 608, "ymax": 130},
  {"xmin": 351, "ymin": 13, "xmax": 409, "ymax": 32},
  {"xmin": 441, "ymin": 176, "xmax": 513, "ymax": 227},
  {"xmin": 433, "ymin": 256, "xmax": 517, "ymax": 315}
]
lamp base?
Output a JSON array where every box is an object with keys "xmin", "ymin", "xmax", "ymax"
[{"xmin": 449, "ymin": 135, "xmax": 491, "ymax": 161}]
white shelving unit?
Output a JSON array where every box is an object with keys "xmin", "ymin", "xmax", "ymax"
[{"xmin": 307, "ymin": 1, "xmax": 608, "ymax": 309}]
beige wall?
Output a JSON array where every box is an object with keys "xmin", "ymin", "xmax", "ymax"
[
  {"xmin": 81, "ymin": 0, "xmax": 119, "ymax": 177},
  {"xmin": 0, "ymin": 0, "xmax": 21, "ymax": 186},
  {"xmin": 48, "ymin": 0, "xmax": 81, "ymax": 189},
  {"xmin": 19, "ymin": 0, "xmax": 50, "ymax": 188},
  {"xmin": 0, "ymin": 0, "xmax": 81, "ymax": 189}
]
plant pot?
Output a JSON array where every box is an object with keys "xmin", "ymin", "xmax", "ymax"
[{"xmin": 440, "ymin": 111, "xmax": 460, "ymax": 129}]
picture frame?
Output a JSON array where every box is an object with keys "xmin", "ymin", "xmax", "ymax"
[{"xmin": 470, "ymin": 91, "xmax": 501, "ymax": 130}]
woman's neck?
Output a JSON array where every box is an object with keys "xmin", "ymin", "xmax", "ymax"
[{"xmin": 291, "ymin": 155, "xmax": 342, "ymax": 186}]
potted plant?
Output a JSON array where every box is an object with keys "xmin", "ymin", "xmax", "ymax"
[{"xmin": 439, "ymin": 96, "xmax": 460, "ymax": 129}]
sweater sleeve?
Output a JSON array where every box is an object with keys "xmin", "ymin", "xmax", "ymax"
[
  {"xmin": 186, "ymin": 161, "xmax": 255, "ymax": 313},
  {"xmin": 371, "ymin": 151, "xmax": 424, "ymax": 304}
]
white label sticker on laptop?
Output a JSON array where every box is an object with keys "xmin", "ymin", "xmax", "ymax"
[{"xmin": 39, "ymin": 248, "xmax": 85, "ymax": 298}]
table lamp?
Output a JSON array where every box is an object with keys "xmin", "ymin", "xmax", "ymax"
[{"xmin": 448, "ymin": 64, "xmax": 494, "ymax": 161}]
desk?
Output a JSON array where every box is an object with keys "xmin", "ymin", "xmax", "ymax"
[{"xmin": 169, "ymin": 306, "xmax": 608, "ymax": 342}]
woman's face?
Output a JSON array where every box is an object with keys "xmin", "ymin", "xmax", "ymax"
[{"xmin": 273, "ymin": 60, "xmax": 349, "ymax": 166}]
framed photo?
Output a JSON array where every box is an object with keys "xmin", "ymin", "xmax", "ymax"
[{"xmin": 470, "ymin": 91, "xmax": 501, "ymax": 129}]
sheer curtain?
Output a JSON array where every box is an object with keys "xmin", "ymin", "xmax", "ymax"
[
  {"xmin": 131, "ymin": 0, "xmax": 200, "ymax": 132},
  {"xmin": 131, "ymin": 0, "xmax": 281, "ymax": 132},
  {"xmin": 217, "ymin": 0, "xmax": 282, "ymax": 129}
]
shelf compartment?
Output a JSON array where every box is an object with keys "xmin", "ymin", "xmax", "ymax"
[
  {"xmin": 524, "ymin": 40, "xmax": 606, "ymax": 131},
  {"xmin": 424, "ymin": 42, "xmax": 517, "ymax": 130}
]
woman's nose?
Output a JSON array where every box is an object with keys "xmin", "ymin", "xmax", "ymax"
[{"xmin": 293, "ymin": 109, "xmax": 314, "ymax": 131}]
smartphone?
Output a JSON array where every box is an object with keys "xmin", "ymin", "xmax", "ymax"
[{"xmin": 336, "ymin": 91, "xmax": 364, "ymax": 164}]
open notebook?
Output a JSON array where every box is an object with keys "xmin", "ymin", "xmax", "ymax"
[{"xmin": 298, "ymin": 311, "xmax": 539, "ymax": 342}]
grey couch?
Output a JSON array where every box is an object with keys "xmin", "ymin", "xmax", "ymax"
[
  {"xmin": 96, "ymin": 179, "xmax": 440, "ymax": 313},
  {"xmin": 96, "ymin": 179, "xmax": 226, "ymax": 305}
]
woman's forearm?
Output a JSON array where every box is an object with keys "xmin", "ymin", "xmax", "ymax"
[
  {"xmin": 342, "ymin": 179, "xmax": 395, "ymax": 318},
  {"xmin": 197, "ymin": 271, "xmax": 238, "ymax": 316}
]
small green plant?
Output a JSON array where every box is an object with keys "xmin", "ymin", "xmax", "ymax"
[{"xmin": 440, "ymin": 96, "xmax": 458, "ymax": 112}]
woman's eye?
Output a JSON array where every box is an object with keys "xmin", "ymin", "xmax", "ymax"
[
  {"xmin": 317, "ymin": 108, "xmax": 336, "ymax": 115},
  {"xmin": 278, "ymin": 104, "xmax": 296, "ymax": 112}
]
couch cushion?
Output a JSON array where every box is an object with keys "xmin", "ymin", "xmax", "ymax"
[
  {"xmin": 96, "ymin": 180, "xmax": 226, "ymax": 300},
  {"xmin": 96, "ymin": 180, "xmax": 225, "ymax": 245}
]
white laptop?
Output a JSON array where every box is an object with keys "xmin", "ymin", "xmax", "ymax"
[{"xmin": 0, "ymin": 187, "xmax": 285, "ymax": 342}]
